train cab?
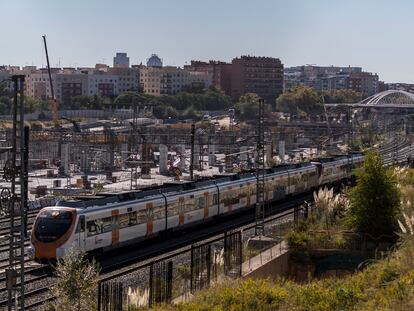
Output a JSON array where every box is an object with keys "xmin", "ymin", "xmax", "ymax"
[{"xmin": 29, "ymin": 207, "xmax": 77, "ymax": 261}]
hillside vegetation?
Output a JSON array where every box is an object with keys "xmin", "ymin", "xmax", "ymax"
[
  {"xmin": 164, "ymin": 236, "xmax": 414, "ymax": 311},
  {"xmin": 137, "ymin": 156, "xmax": 414, "ymax": 311}
]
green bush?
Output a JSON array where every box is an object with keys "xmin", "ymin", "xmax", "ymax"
[
  {"xmin": 347, "ymin": 152, "xmax": 400, "ymax": 237},
  {"xmin": 286, "ymin": 230, "xmax": 310, "ymax": 251},
  {"xmin": 181, "ymin": 279, "xmax": 288, "ymax": 311}
]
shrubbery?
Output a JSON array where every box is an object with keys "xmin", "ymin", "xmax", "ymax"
[
  {"xmin": 149, "ymin": 236, "xmax": 413, "ymax": 311},
  {"xmin": 347, "ymin": 152, "xmax": 400, "ymax": 237}
]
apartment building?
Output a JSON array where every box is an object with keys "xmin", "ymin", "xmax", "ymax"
[
  {"xmin": 231, "ymin": 56, "xmax": 284, "ymax": 102},
  {"xmin": 107, "ymin": 67, "xmax": 140, "ymax": 93},
  {"xmin": 87, "ymin": 73, "xmax": 119, "ymax": 97},
  {"xmin": 184, "ymin": 60, "xmax": 232, "ymax": 95},
  {"xmin": 347, "ymin": 72, "xmax": 379, "ymax": 96},
  {"xmin": 320, "ymin": 73, "xmax": 349, "ymax": 92},
  {"xmin": 284, "ymin": 65, "xmax": 380, "ymax": 96},
  {"xmin": 140, "ymin": 66, "xmax": 212, "ymax": 96}
]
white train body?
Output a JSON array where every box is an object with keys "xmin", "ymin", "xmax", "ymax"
[{"xmin": 30, "ymin": 154, "xmax": 364, "ymax": 260}]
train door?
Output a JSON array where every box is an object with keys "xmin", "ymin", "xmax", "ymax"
[
  {"xmin": 227, "ymin": 187, "xmax": 233, "ymax": 212},
  {"xmin": 246, "ymin": 182, "xmax": 251, "ymax": 206},
  {"xmin": 203, "ymin": 192, "xmax": 209, "ymax": 219},
  {"xmin": 265, "ymin": 179, "xmax": 270, "ymax": 202},
  {"xmin": 146, "ymin": 203, "xmax": 154, "ymax": 236},
  {"xmin": 111, "ymin": 210, "xmax": 119, "ymax": 246},
  {"xmin": 178, "ymin": 197, "xmax": 185, "ymax": 225},
  {"xmin": 75, "ymin": 215, "xmax": 86, "ymax": 251}
]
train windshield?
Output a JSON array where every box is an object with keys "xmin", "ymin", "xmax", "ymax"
[{"xmin": 34, "ymin": 210, "xmax": 73, "ymax": 242}]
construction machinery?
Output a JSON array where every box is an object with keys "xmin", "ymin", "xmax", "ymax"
[{"xmin": 42, "ymin": 35, "xmax": 59, "ymax": 128}]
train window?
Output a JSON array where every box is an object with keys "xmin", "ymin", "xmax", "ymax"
[
  {"xmin": 138, "ymin": 210, "xmax": 147, "ymax": 223},
  {"xmin": 167, "ymin": 202, "xmax": 179, "ymax": 216},
  {"xmin": 76, "ymin": 216, "xmax": 85, "ymax": 233},
  {"xmin": 239, "ymin": 188, "xmax": 248, "ymax": 198},
  {"xmin": 153, "ymin": 206, "xmax": 165, "ymax": 219},
  {"xmin": 196, "ymin": 197, "xmax": 206, "ymax": 209},
  {"xmin": 212, "ymin": 194, "xmax": 218, "ymax": 205},
  {"xmin": 129, "ymin": 211, "xmax": 138, "ymax": 225},
  {"xmin": 250, "ymin": 186, "xmax": 256, "ymax": 195},
  {"xmin": 184, "ymin": 198, "xmax": 195, "ymax": 212},
  {"xmin": 34, "ymin": 210, "xmax": 73, "ymax": 242},
  {"xmin": 102, "ymin": 217, "xmax": 112, "ymax": 233},
  {"xmin": 221, "ymin": 192, "xmax": 232, "ymax": 206},
  {"xmin": 119, "ymin": 214, "xmax": 129, "ymax": 228},
  {"xmin": 87, "ymin": 220, "xmax": 102, "ymax": 237}
]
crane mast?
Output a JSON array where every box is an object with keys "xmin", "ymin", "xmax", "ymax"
[{"xmin": 42, "ymin": 35, "xmax": 59, "ymax": 128}]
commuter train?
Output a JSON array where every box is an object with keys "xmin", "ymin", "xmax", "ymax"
[{"xmin": 29, "ymin": 154, "xmax": 364, "ymax": 260}]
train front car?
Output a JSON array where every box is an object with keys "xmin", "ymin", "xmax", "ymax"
[{"xmin": 29, "ymin": 207, "xmax": 77, "ymax": 261}]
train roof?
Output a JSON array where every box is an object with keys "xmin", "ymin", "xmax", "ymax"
[
  {"xmin": 55, "ymin": 160, "xmax": 319, "ymax": 210},
  {"xmin": 312, "ymin": 153, "xmax": 363, "ymax": 163}
]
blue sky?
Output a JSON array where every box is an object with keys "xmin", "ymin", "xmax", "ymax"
[{"xmin": 1, "ymin": 0, "xmax": 413, "ymax": 83}]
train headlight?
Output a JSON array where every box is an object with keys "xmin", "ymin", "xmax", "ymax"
[{"xmin": 27, "ymin": 245, "xmax": 35, "ymax": 260}]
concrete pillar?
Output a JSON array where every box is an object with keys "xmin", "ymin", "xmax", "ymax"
[
  {"xmin": 193, "ymin": 144, "xmax": 200, "ymax": 170},
  {"xmin": 265, "ymin": 144, "xmax": 272, "ymax": 166},
  {"xmin": 208, "ymin": 144, "xmax": 216, "ymax": 166},
  {"xmin": 279, "ymin": 141, "xmax": 285, "ymax": 163},
  {"xmin": 61, "ymin": 143, "xmax": 69, "ymax": 175},
  {"xmin": 103, "ymin": 148, "xmax": 112, "ymax": 170},
  {"xmin": 80, "ymin": 150, "xmax": 88, "ymax": 173},
  {"xmin": 272, "ymin": 134, "xmax": 278, "ymax": 154},
  {"xmin": 159, "ymin": 144, "xmax": 169, "ymax": 175},
  {"xmin": 121, "ymin": 143, "xmax": 129, "ymax": 166}
]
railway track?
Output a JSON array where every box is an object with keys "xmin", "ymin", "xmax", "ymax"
[
  {"xmin": 1, "ymin": 193, "xmax": 312, "ymax": 310},
  {"xmin": 0, "ymin": 210, "xmax": 38, "ymax": 227},
  {"xmin": 0, "ymin": 264, "xmax": 52, "ymax": 309},
  {"xmin": 0, "ymin": 213, "xmax": 37, "ymax": 235}
]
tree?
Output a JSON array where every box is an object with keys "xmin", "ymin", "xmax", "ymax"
[
  {"xmin": 71, "ymin": 95, "xmax": 92, "ymax": 110},
  {"xmin": 235, "ymin": 93, "xmax": 270, "ymax": 120},
  {"xmin": 323, "ymin": 89, "xmax": 363, "ymax": 103},
  {"xmin": 0, "ymin": 96, "xmax": 11, "ymax": 114},
  {"xmin": 276, "ymin": 86, "xmax": 321, "ymax": 115},
  {"xmin": 152, "ymin": 104, "xmax": 178, "ymax": 119},
  {"xmin": 348, "ymin": 152, "xmax": 400, "ymax": 237},
  {"xmin": 47, "ymin": 248, "xmax": 100, "ymax": 311},
  {"xmin": 114, "ymin": 91, "xmax": 151, "ymax": 106},
  {"xmin": 23, "ymin": 96, "xmax": 49, "ymax": 113},
  {"xmin": 202, "ymin": 88, "xmax": 232, "ymax": 111},
  {"xmin": 0, "ymin": 81, "xmax": 10, "ymax": 97}
]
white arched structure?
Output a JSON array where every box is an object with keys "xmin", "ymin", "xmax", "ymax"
[{"xmin": 359, "ymin": 90, "xmax": 414, "ymax": 105}]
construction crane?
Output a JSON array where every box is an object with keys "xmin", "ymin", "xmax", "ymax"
[{"xmin": 42, "ymin": 35, "xmax": 59, "ymax": 128}]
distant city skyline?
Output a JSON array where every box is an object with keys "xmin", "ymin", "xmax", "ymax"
[{"xmin": 1, "ymin": 0, "xmax": 414, "ymax": 83}]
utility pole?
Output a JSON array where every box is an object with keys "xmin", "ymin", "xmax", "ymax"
[
  {"xmin": 255, "ymin": 99, "xmax": 265, "ymax": 236},
  {"xmin": 190, "ymin": 124, "xmax": 195, "ymax": 181},
  {"xmin": 392, "ymin": 128, "xmax": 398, "ymax": 165},
  {"xmin": 347, "ymin": 105, "xmax": 353, "ymax": 180},
  {"xmin": 6, "ymin": 75, "xmax": 26, "ymax": 310}
]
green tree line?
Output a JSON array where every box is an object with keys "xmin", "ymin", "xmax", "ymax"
[{"xmin": 0, "ymin": 81, "xmax": 364, "ymax": 120}]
